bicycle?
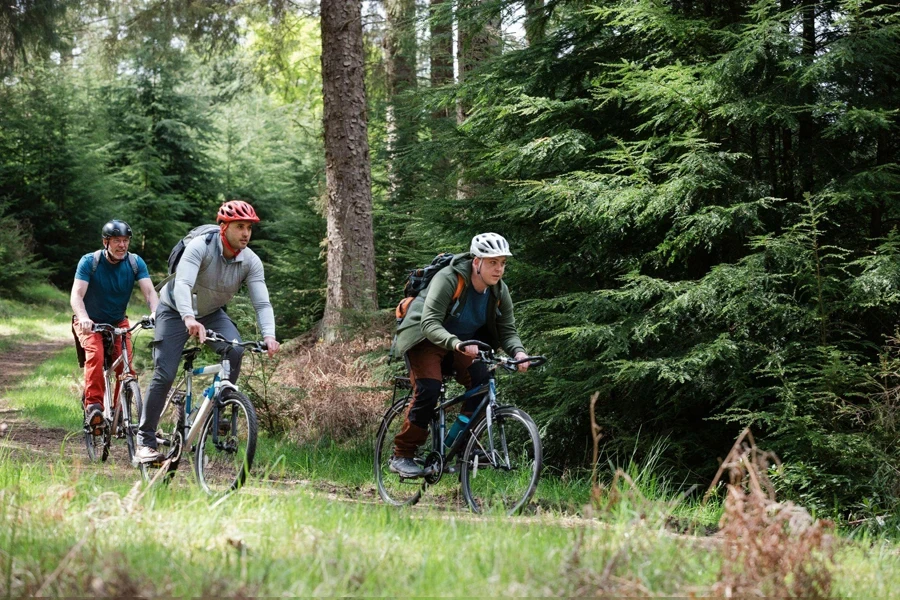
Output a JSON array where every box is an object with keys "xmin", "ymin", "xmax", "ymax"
[
  {"xmin": 139, "ymin": 329, "xmax": 263, "ymax": 495},
  {"xmin": 374, "ymin": 340, "xmax": 547, "ymax": 515},
  {"xmin": 82, "ymin": 317, "xmax": 154, "ymax": 463}
]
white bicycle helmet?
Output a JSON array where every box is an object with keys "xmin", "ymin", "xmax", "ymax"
[{"xmin": 470, "ymin": 232, "xmax": 512, "ymax": 257}]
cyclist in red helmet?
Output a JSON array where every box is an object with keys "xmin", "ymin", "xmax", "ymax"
[{"xmin": 136, "ymin": 201, "xmax": 280, "ymax": 464}]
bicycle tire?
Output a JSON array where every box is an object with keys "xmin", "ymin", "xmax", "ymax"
[
  {"xmin": 120, "ymin": 380, "xmax": 141, "ymax": 464},
  {"xmin": 374, "ymin": 396, "xmax": 430, "ymax": 506},
  {"xmin": 460, "ymin": 406, "xmax": 542, "ymax": 515},
  {"xmin": 83, "ymin": 423, "xmax": 109, "ymax": 462},
  {"xmin": 194, "ymin": 389, "xmax": 257, "ymax": 495},
  {"xmin": 139, "ymin": 385, "xmax": 184, "ymax": 483},
  {"xmin": 81, "ymin": 386, "xmax": 109, "ymax": 462}
]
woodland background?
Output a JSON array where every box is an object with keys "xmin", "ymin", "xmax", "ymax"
[{"xmin": 2, "ymin": 0, "xmax": 900, "ymax": 520}]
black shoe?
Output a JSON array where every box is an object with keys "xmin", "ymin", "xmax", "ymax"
[{"xmin": 389, "ymin": 456, "xmax": 423, "ymax": 478}]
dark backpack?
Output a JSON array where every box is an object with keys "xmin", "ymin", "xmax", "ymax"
[
  {"xmin": 394, "ymin": 253, "xmax": 465, "ymax": 324},
  {"xmin": 155, "ymin": 224, "xmax": 219, "ymax": 291},
  {"xmin": 90, "ymin": 250, "xmax": 138, "ymax": 277}
]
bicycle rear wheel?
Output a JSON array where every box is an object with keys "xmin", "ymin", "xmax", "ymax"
[
  {"xmin": 83, "ymin": 421, "xmax": 109, "ymax": 462},
  {"xmin": 374, "ymin": 396, "xmax": 430, "ymax": 506},
  {"xmin": 139, "ymin": 385, "xmax": 184, "ymax": 483},
  {"xmin": 461, "ymin": 407, "xmax": 542, "ymax": 515},
  {"xmin": 194, "ymin": 390, "xmax": 257, "ymax": 495}
]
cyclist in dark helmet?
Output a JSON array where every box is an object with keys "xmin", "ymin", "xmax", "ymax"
[
  {"xmin": 389, "ymin": 232, "xmax": 531, "ymax": 477},
  {"xmin": 70, "ymin": 220, "xmax": 159, "ymax": 433},
  {"xmin": 136, "ymin": 201, "xmax": 280, "ymax": 464}
]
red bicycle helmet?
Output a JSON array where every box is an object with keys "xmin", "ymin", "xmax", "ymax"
[{"xmin": 217, "ymin": 200, "xmax": 260, "ymax": 224}]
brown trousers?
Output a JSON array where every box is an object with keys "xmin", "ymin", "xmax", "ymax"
[{"xmin": 393, "ymin": 339, "xmax": 488, "ymax": 458}]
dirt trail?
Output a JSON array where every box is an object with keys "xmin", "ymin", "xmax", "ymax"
[
  {"xmin": 0, "ymin": 339, "xmax": 82, "ymax": 459},
  {"xmin": 0, "ymin": 338, "xmax": 718, "ymax": 540}
]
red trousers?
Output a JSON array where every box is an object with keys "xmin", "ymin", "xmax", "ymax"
[{"xmin": 74, "ymin": 317, "xmax": 133, "ymax": 409}]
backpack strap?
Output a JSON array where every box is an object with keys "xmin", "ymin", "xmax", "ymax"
[
  {"xmin": 90, "ymin": 250, "xmax": 139, "ymax": 277},
  {"xmin": 90, "ymin": 250, "xmax": 102, "ymax": 275},
  {"xmin": 452, "ymin": 273, "xmax": 465, "ymax": 302},
  {"xmin": 127, "ymin": 253, "xmax": 139, "ymax": 277}
]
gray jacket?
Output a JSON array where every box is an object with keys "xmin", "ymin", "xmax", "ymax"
[{"xmin": 160, "ymin": 233, "xmax": 276, "ymax": 337}]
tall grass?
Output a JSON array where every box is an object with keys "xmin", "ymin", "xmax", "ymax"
[
  {"xmin": 3, "ymin": 442, "xmax": 900, "ymax": 597},
  {"xmin": 4, "ymin": 291, "xmax": 900, "ymax": 596}
]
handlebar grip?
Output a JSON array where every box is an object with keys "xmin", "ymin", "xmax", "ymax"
[
  {"xmin": 457, "ymin": 339, "xmax": 493, "ymax": 352},
  {"xmin": 514, "ymin": 355, "xmax": 547, "ymax": 367}
]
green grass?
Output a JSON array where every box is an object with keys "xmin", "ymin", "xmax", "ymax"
[
  {"xmin": 4, "ymin": 292, "xmax": 900, "ymax": 595},
  {"xmin": 0, "ymin": 284, "xmax": 72, "ymax": 351},
  {"xmin": 3, "ymin": 444, "xmax": 900, "ymax": 597}
]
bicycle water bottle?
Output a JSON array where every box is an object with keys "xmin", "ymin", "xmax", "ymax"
[{"xmin": 444, "ymin": 414, "xmax": 470, "ymax": 450}]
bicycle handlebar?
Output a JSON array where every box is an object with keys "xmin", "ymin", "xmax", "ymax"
[
  {"xmin": 205, "ymin": 329, "xmax": 267, "ymax": 353},
  {"xmin": 456, "ymin": 340, "xmax": 547, "ymax": 370},
  {"xmin": 502, "ymin": 355, "xmax": 547, "ymax": 368},
  {"xmin": 91, "ymin": 316, "xmax": 155, "ymax": 336}
]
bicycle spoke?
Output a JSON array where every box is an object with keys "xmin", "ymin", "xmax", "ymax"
[
  {"xmin": 194, "ymin": 391, "xmax": 257, "ymax": 495},
  {"xmin": 139, "ymin": 387, "xmax": 183, "ymax": 483},
  {"xmin": 461, "ymin": 408, "xmax": 542, "ymax": 515},
  {"xmin": 374, "ymin": 397, "xmax": 429, "ymax": 506}
]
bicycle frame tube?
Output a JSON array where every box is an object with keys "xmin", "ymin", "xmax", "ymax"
[
  {"xmin": 439, "ymin": 377, "xmax": 496, "ymax": 458},
  {"xmin": 183, "ymin": 362, "xmax": 230, "ymax": 448}
]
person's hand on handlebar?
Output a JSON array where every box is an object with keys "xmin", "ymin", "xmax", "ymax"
[
  {"xmin": 455, "ymin": 342, "xmax": 480, "ymax": 358},
  {"xmin": 76, "ymin": 316, "xmax": 94, "ymax": 334},
  {"xmin": 513, "ymin": 351, "xmax": 531, "ymax": 373},
  {"xmin": 183, "ymin": 315, "xmax": 206, "ymax": 343},
  {"xmin": 263, "ymin": 336, "xmax": 280, "ymax": 358}
]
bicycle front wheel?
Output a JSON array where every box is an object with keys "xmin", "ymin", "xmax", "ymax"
[
  {"xmin": 374, "ymin": 396, "xmax": 429, "ymax": 506},
  {"xmin": 120, "ymin": 380, "xmax": 142, "ymax": 464},
  {"xmin": 194, "ymin": 390, "xmax": 257, "ymax": 495},
  {"xmin": 461, "ymin": 407, "xmax": 542, "ymax": 515},
  {"xmin": 82, "ymin": 390, "xmax": 109, "ymax": 462}
]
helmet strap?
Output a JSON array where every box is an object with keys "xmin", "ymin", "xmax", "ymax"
[
  {"xmin": 102, "ymin": 240, "xmax": 124, "ymax": 264},
  {"xmin": 220, "ymin": 223, "xmax": 241, "ymax": 258}
]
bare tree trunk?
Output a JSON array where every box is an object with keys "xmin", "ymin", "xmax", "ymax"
[
  {"xmin": 430, "ymin": 0, "xmax": 453, "ymax": 97},
  {"xmin": 456, "ymin": 0, "xmax": 500, "ymax": 200},
  {"xmin": 523, "ymin": 0, "xmax": 545, "ymax": 46},
  {"xmin": 797, "ymin": 0, "xmax": 816, "ymax": 195},
  {"xmin": 384, "ymin": 0, "xmax": 417, "ymax": 203},
  {"xmin": 320, "ymin": 0, "xmax": 377, "ymax": 343}
]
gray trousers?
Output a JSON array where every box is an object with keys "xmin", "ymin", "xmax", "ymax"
[{"xmin": 138, "ymin": 303, "xmax": 244, "ymax": 448}]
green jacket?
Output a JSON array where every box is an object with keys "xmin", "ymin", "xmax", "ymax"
[{"xmin": 393, "ymin": 253, "xmax": 526, "ymax": 358}]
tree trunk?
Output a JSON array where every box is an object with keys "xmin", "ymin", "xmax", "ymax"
[
  {"xmin": 384, "ymin": 0, "xmax": 417, "ymax": 205},
  {"xmin": 797, "ymin": 1, "xmax": 816, "ymax": 195},
  {"xmin": 456, "ymin": 0, "xmax": 500, "ymax": 200},
  {"xmin": 320, "ymin": 0, "xmax": 377, "ymax": 342},
  {"xmin": 523, "ymin": 0, "xmax": 545, "ymax": 46},
  {"xmin": 430, "ymin": 0, "xmax": 453, "ymax": 93}
]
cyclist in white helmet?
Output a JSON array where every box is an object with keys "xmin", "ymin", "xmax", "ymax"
[{"xmin": 390, "ymin": 232, "xmax": 531, "ymax": 477}]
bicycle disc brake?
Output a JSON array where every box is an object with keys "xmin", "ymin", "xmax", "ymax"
[{"xmin": 423, "ymin": 451, "xmax": 444, "ymax": 485}]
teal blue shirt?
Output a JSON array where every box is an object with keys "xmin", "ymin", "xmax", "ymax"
[
  {"xmin": 443, "ymin": 286, "xmax": 490, "ymax": 341},
  {"xmin": 75, "ymin": 252, "xmax": 150, "ymax": 324}
]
